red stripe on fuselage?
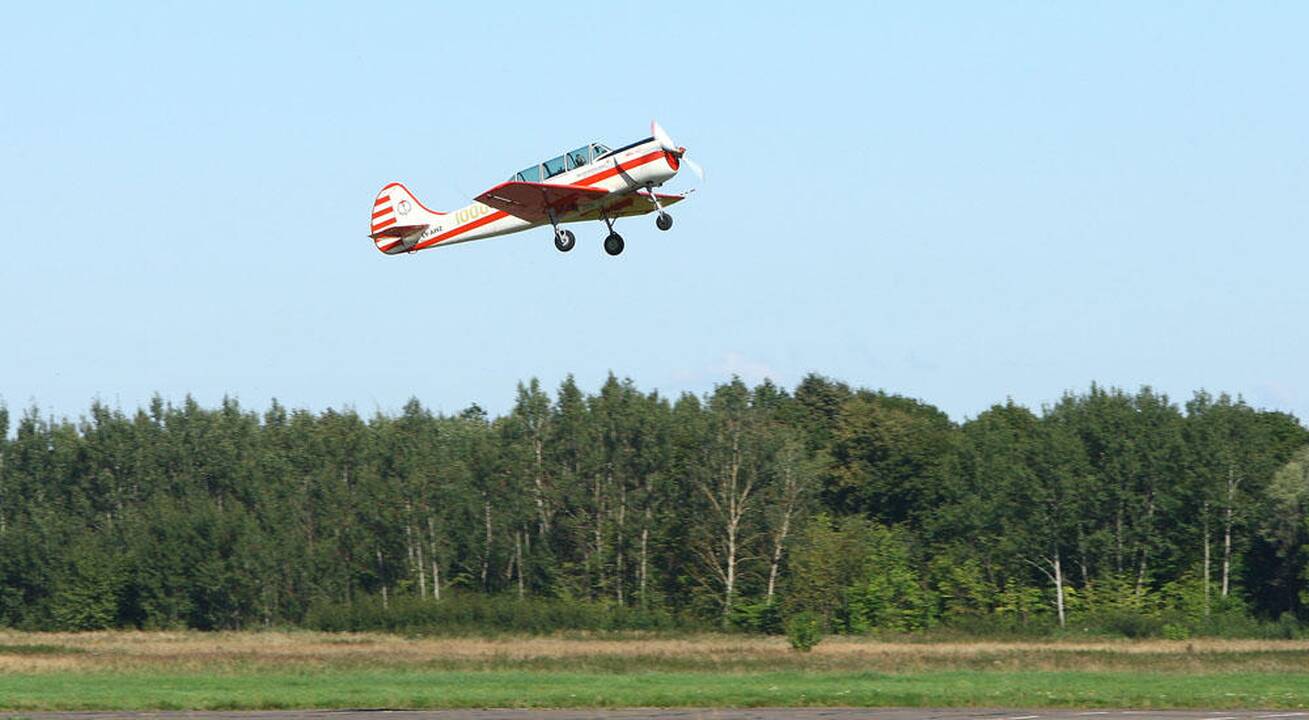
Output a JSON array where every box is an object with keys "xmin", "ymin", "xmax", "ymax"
[
  {"xmin": 412, "ymin": 210, "xmax": 511, "ymax": 251},
  {"xmin": 576, "ymin": 150, "xmax": 665, "ymax": 188}
]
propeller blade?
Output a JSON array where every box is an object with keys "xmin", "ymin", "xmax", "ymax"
[
  {"xmin": 653, "ymin": 120, "xmax": 702, "ymax": 181},
  {"xmin": 652, "ymin": 120, "xmax": 678, "ymax": 153},
  {"xmin": 684, "ymin": 156, "xmax": 705, "ymax": 182}
]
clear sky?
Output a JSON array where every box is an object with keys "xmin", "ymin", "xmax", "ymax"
[{"xmin": 2, "ymin": 2, "xmax": 1306, "ymax": 424}]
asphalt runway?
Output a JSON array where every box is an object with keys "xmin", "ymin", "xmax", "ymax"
[{"xmin": 10, "ymin": 710, "xmax": 1308, "ymax": 720}]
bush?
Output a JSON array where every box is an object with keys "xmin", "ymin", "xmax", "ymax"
[
  {"xmin": 1162, "ymin": 622, "xmax": 1190, "ymax": 640},
  {"xmin": 939, "ymin": 612, "xmax": 1061, "ymax": 639},
  {"xmin": 1191, "ymin": 610, "xmax": 1280, "ymax": 639},
  {"xmin": 729, "ymin": 600, "xmax": 784, "ymax": 635},
  {"xmin": 1079, "ymin": 610, "xmax": 1164, "ymax": 638},
  {"xmin": 788, "ymin": 516, "xmax": 937, "ymax": 634},
  {"xmin": 304, "ymin": 593, "xmax": 702, "ymax": 635},
  {"xmin": 1276, "ymin": 611, "xmax": 1301, "ymax": 639},
  {"xmin": 930, "ymin": 556, "xmax": 997, "ymax": 620},
  {"xmin": 848, "ymin": 524, "xmax": 935, "ymax": 632},
  {"xmin": 785, "ymin": 611, "xmax": 823, "ymax": 652}
]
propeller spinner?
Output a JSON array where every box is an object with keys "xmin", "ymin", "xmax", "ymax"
[{"xmin": 651, "ymin": 120, "xmax": 705, "ymax": 181}]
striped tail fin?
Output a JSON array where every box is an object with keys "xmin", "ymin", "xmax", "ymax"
[{"xmin": 370, "ymin": 182, "xmax": 444, "ymax": 254}]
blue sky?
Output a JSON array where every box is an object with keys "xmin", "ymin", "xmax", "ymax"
[{"xmin": 2, "ymin": 2, "xmax": 1306, "ymax": 424}]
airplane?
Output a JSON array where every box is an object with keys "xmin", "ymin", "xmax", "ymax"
[{"xmin": 369, "ymin": 121, "xmax": 701, "ymax": 257}]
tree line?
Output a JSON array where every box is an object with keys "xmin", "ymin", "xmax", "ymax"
[{"xmin": 0, "ymin": 375, "xmax": 1306, "ymax": 635}]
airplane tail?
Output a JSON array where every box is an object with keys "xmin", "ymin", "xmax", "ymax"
[{"xmin": 370, "ymin": 182, "xmax": 444, "ymax": 254}]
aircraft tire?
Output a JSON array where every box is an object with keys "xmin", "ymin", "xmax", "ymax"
[
  {"xmin": 656, "ymin": 212, "xmax": 673, "ymax": 231},
  {"xmin": 604, "ymin": 232, "xmax": 625, "ymax": 256},
  {"xmin": 554, "ymin": 229, "xmax": 576, "ymax": 252}
]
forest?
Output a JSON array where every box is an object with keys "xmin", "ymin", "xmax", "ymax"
[{"xmin": 1, "ymin": 374, "xmax": 1307, "ymax": 637}]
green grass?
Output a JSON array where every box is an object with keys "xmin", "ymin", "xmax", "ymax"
[
  {"xmin": 3, "ymin": 632, "xmax": 1308, "ymax": 711},
  {"xmin": 0, "ymin": 670, "xmax": 1307, "ymax": 711}
]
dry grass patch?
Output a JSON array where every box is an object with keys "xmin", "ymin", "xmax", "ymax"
[{"xmin": 0, "ymin": 631, "xmax": 1307, "ymax": 674}]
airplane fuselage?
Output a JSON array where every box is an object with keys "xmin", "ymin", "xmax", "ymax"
[{"xmin": 407, "ymin": 138, "xmax": 678, "ymax": 251}]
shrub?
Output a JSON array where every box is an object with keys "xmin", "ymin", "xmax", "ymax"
[
  {"xmin": 1162, "ymin": 622, "xmax": 1190, "ymax": 640},
  {"xmin": 785, "ymin": 611, "xmax": 823, "ymax": 652},
  {"xmin": 729, "ymin": 600, "xmax": 784, "ymax": 635},
  {"xmin": 941, "ymin": 612, "xmax": 1060, "ymax": 639},
  {"xmin": 1080, "ymin": 610, "xmax": 1163, "ymax": 638},
  {"xmin": 994, "ymin": 582, "xmax": 1048, "ymax": 624},
  {"xmin": 303, "ymin": 593, "xmax": 702, "ymax": 635},
  {"xmin": 789, "ymin": 516, "xmax": 936, "ymax": 634},
  {"xmin": 1191, "ymin": 610, "xmax": 1278, "ymax": 638},
  {"xmin": 930, "ymin": 555, "xmax": 997, "ymax": 620},
  {"xmin": 1276, "ymin": 611, "xmax": 1301, "ymax": 639}
]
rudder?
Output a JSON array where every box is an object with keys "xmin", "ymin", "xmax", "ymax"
[{"xmin": 370, "ymin": 182, "xmax": 443, "ymax": 254}]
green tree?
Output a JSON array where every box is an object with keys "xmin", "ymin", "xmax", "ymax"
[
  {"xmin": 824, "ymin": 391, "xmax": 956, "ymax": 525},
  {"xmin": 1264, "ymin": 446, "xmax": 1309, "ymax": 616}
]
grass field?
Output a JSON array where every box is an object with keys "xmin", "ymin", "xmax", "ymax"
[{"xmin": 0, "ymin": 631, "xmax": 1307, "ymax": 710}]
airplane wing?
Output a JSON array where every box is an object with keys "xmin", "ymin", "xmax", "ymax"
[
  {"xmin": 569, "ymin": 190, "xmax": 688, "ymax": 221},
  {"xmin": 475, "ymin": 182, "xmax": 610, "ymax": 222}
]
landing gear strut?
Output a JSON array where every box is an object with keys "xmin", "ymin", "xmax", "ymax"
[
  {"xmin": 548, "ymin": 208, "xmax": 575, "ymax": 252},
  {"xmin": 600, "ymin": 209, "xmax": 624, "ymax": 256},
  {"xmin": 646, "ymin": 184, "xmax": 673, "ymax": 231}
]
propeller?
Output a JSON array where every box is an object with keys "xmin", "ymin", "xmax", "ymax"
[{"xmin": 651, "ymin": 120, "xmax": 705, "ymax": 182}]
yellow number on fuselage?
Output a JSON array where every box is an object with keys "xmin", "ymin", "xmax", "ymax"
[{"xmin": 455, "ymin": 204, "xmax": 491, "ymax": 225}]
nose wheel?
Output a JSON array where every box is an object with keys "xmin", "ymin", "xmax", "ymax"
[
  {"xmin": 646, "ymin": 185, "xmax": 674, "ymax": 232},
  {"xmin": 554, "ymin": 228, "xmax": 575, "ymax": 252}
]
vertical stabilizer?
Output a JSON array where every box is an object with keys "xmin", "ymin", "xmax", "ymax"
[{"xmin": 370, "ymin": 182, "xmax": 443, "ymax": 254}]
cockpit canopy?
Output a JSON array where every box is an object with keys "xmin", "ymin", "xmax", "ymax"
[{"xmin": 511, "ymin": 143, "xmax": 611, "ymax": 182}]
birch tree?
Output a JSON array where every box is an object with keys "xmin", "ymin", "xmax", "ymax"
[
  {"xmin": 763, "ymin": 431, "xmax": 817, "ymax": 602},
  {"xmin": 1186, "ymin": 393, "xmax": 1280, "ymax": 598},
  {"xmin": 691, "ymin": 379, "xmax": 767, "ymax": 622},
  {"xmin": 509, "ymin": 380, "xmax": 554, "ymax": 539}
]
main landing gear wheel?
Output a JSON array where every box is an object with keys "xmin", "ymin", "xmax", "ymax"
[
  {"xmin": 656, "ymin": 212, "xmax": 673, "ymax": 231},
  {"xmin": 554, "ymin": 229, "xmax": 576, "ymax": 252},
  {"xmin": 604, "ymin": 232, "xmax": 625, "ymax": 256}
]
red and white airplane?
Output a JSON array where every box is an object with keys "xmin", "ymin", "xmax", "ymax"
[{"xmin": 369, "ymin": 121, "xmax": 701, "ymax": 257}]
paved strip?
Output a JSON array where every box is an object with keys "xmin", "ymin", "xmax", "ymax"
[{"xmin": 8, "ymin": 710, "xmax": 1308, "ymax": 720}]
